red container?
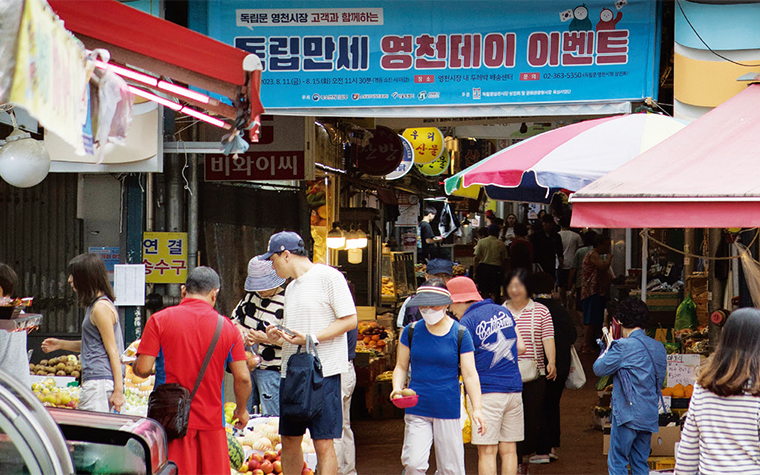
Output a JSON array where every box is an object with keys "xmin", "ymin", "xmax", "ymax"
[{"xmin": 392, "ymin": 395, "xmax": 419, "ymax": 409}]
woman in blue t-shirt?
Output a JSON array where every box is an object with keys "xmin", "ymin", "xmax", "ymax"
[{"xmin": 391, "ymin": 279, "xmax": 486, "ymax": 475}]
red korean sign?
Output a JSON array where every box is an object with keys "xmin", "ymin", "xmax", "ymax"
[
  {"xmin": 356, "ymin": 126, "xmax": 404, "ymax": 176},
  {"xmin": 205, "ymin": 152, "xmax": 305, "ymax": 181}
]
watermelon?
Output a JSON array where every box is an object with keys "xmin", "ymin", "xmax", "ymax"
[{"xmin": 227, "ymin": 431, "xmax": 245, "ymax": 471}]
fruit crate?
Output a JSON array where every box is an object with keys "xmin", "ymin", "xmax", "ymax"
[{"xmin": 629, "ymin": 291, "xmax": 683, "ymax": 312}]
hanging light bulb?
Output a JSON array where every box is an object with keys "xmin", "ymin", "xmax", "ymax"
[
  {"xmin": 519, "ymin": 122, "xmax": 528, "ymax": 134},
  {"xmin": 345, "ymin": 226, "xmax": 360, "ymax": 250},
  {"xmin": 327, "ymin": 224, "xmax": 346, "ymax": 249},
  {"xmin": 354, "ymin": 228, "xmax": 368, "ymax": 249},
  {"xmin": 348, "ymin": 247, "xmax": 363, "ymax": 264},
  {"xmin": 0, "ymin": 114, "xmax": 50, "ymax": 188}
]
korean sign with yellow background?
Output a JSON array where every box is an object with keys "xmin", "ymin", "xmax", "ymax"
[{"xmin": 142, "ymin": 232, "xmax": 188, "ymax": 283}]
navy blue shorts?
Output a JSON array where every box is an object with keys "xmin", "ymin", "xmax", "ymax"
[
  {"xmin": 279, "ymin": 374, "xmax": 342, "ymax": 440},
  {"xmin": 582, "ymin": 295, "xmax": 607, "ymax": 326}
]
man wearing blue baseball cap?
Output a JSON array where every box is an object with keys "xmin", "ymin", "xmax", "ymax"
[
  {"xmin": 397, "ymin": 258, "xmax": 454, "ymax": 328},
  {"xmin": 261, "ymin": 231, "xmax": 357, "ymax": 475}
]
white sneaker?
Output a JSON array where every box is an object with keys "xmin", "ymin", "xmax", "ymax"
[
  {"xmin": 549, "ymin": 449, "xmax": 559, "ymax": 461},
  {"xmin": 530, "ymin": 455, "xmax": 551, "ymax": 464}
]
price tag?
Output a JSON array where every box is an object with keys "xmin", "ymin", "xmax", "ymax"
[{"xmin": 666, "ymin": 354, "xmax": 701, "ymax": 387}]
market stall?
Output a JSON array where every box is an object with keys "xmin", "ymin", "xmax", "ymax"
[{"xmin": 574, "ymin": 84, "xmax": 760, "ymax": 469}]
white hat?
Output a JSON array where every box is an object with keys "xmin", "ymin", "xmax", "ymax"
[{"xmin": 244, "ymin": 258, "xmax": 286, "ymax": 292}]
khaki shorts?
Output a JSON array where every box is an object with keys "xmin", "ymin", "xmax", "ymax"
[{"xmin": 472, "ymin": 392, "xmax": 524, "ymax": 445}]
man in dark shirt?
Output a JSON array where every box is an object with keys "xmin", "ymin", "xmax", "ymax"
[
  {"xmin": 530, "ymin": 214, "xmax": 564, "ymax": 281},
  {"xmin": 418, "ymin": 206, "xmax": 441, "ymax": 262}
]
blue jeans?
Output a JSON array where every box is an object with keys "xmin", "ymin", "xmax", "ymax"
[
  {"xmin": 608, "ymin": 424, "xmax": 652, "ymax": 475},
  {"xmin": 252, "ymin": 369, "xmax": 281, "ymax": 416}
]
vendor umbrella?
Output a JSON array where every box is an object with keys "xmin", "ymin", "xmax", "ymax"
[{"xmin": 444, "ymin": 114, "xmax": 687, "ymax": 203}]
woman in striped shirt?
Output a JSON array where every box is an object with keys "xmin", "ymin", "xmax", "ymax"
[
  {"xmin": 676, "ymin": 308, "xmax": 760, "ymax": 475},
  {"xmin": 502, "ymin": 268, "xmax": 556, "ymax": 473}
]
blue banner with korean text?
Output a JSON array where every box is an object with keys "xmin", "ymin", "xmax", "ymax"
[{"xmin": 201, "ymin": 0, "xmax": 659, "ymax": 109}]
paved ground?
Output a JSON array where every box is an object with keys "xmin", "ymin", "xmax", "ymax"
[{"xmin": 353, "ymin": 339, "xmax": 609, "ymax": 474}]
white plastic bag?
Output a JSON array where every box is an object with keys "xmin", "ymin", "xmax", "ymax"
[{"xmin": 565, "ymin": 347, "xmax": 586, "ymax": 389}]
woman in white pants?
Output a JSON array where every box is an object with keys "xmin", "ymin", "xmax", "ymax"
[{"xmin": 391, "ymin": 279, "xmax": 486, "ymax": 475}]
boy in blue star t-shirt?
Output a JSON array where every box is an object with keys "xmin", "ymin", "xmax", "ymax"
[{"xmin": 449, "ymin": 277, "xmax": 526, "ymax": 475}]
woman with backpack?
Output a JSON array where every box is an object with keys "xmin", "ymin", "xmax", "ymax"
[{"xmin": 391, "ymin": 279, "xmax": 486, "ymax": 475}]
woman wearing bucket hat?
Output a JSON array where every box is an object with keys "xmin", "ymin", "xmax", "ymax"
[
  {"xmin": 448, "ymin": 276, "xmax": 526, "ymax": 475},
  {"xmin": 231, "ymin": 257, "xmax": 286, "ymax": 416},
  {"xmin": 391, "ymin": 279, "xmax": 486, "ymax": 475}
]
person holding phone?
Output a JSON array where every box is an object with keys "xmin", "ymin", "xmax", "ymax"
[
  {"xmin": 593, "ymin": 298, "xmax": 666, "ymax": 475},
  {"xmin": 231, "ymin": 257, "xmax": 287, "ymax": 416},
  {"xmin": 261, "ymin": 231, "xmax": 357, "ymax": 475}
]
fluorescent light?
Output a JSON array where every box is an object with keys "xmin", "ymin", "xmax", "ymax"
[
  {"xmin": 180, "ymin": 106, "xmax": 227, "ymax": 128},
  {"xmin": 96, "ymin": 60, "xmax": 158, "ymax": 87},
  {"xmin": 157, "ymin": 80, "xmax": 211, "ymax": 104},
  {"xmin": 128, "ymin": 86, "xmax": 181, "ymax": 111},
  {"xmin": 96, "ymin": 60, "xmax": 212, "ymax": 105}
]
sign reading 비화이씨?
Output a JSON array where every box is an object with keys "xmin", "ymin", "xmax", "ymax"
[
  {"xmin": 142, "ymin": 232, "xmax": 188, "ymax": 284},
  {"xmin": 199, "ymin": 0, "xmax": 659, "ymax": 110},
  {"xmin": 204, "ymin": 115, "xmax": 309, "ymax": 181}
]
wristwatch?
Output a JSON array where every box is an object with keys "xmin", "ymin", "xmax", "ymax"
[{"xmin": 311, "ymin": 334, "xmax": 320, "ymax": 345}]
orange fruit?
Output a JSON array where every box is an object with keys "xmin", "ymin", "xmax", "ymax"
[
  {"xmin": 685, "ymin": 385, "xmax": 694, "ymax": 398},
  {"xmin": 376, "ymin": 340, "xmax": 387, "ymax": 348},
  {"xmin": 363, "ymin": 337, "xmax": 371, "ymax": 345},
  {"xmin": 672, "ymin": 387, "xmax": 685, "ymax": 398},
  {"xmin": 372, "ymin": 335, "xmax": 381, "ymax": 341},
  {"xmin": 661, "ymin": 388, "xmax": 673, "ymax": 397},
  {"xmin": 673, "ymin": 384, "xmax": 684, "ymax": 391}
]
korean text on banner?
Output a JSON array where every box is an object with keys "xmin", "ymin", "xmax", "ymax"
[
  {"xmin": 9, "ymin": 0, "xmax": 88, "ymax": 152},
  {"xmin": 201, "ymin": 0, "xmax": 659, "ymax": 110},
  {"xmin": 142, "ymin": 232, "xmax": 188, "ymax": 284}
]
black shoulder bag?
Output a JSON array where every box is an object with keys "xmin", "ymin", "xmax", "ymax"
[
  {"xmin": 281, "ymin": 335, "xmax": 324, "ymax": 421},
  {"xmin": 148, "ymin": 314, "xmax": 223, "ymax": 440}
]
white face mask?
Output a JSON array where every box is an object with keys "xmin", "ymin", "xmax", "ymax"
[{"xmin": 420, "ymin": 308, "xmax": 446, "ymax": 325}]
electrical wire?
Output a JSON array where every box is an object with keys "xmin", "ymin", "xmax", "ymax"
[
  {"xmin": 676, "ymin": 0, "xmax": 760, "ymax": 68},
  {"xmin": 180, "ymin": 140, "xmax": 193, "ymax": 196}
]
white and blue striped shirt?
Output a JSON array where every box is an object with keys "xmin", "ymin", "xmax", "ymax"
[{"xmin": 676, "ymin": 384, "xmax": 760, "ymax": 475}]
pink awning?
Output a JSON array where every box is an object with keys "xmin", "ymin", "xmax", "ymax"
[{"xmin": 571, "ymin": 84, "xmax": 760, "ymax": 228}]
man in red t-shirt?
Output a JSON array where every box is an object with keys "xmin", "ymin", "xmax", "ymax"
[{"xmin": 135, "ymin": 267, "xmax": 251, "ymax": 475}]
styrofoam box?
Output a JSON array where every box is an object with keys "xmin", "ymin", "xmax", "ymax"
[{"xmin": 243, "ymin": 416, "xmax": 317, "ymax": 470}]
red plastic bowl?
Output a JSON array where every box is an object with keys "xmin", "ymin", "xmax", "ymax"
[{"xmin": 392, "ymin": 395, "xmax": 419, "ymax": 409}]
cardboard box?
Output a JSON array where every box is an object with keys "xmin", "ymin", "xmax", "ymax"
[
  {"xmin": 651, "ymin": 425, "xmax": 681, "ymax": 456},
  {"xmin": 604, "ymin": 425, "xmax": 680, "ymax": 457},
  {"xmin": 603, "ymin": 425, "xmax": 611, "ymax": 455},
  {"xmin": 357, "ymin": 306, "xmax": 376, "ymax": 321}
]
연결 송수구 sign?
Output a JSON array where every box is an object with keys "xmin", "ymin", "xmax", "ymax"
[
  {"xmin": 142, "ymin": 232, "xmax": 188, "ymax": 284},
  {"xmin": 198, "ymin": 0, "xmax": 659, "ymax": 111}
]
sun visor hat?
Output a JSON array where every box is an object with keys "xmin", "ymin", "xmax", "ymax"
[
  {"xmin": 407, "ymin": 285, "xmax": 453, "ymax": 307},
  {"xmin": 244, "ymin": 257, "xmax": 286, "ymax": 292}
]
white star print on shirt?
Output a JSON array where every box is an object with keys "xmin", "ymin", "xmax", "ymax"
[{"xmin": 481, "ymin": 329, "xmax": 516, "ymax": 368}]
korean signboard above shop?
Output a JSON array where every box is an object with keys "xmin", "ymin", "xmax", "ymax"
[
  {"xmin": 205, "ymin": 115, "xmax": 314, "ymax": 182},
  {"xmin": 197, "ymin": 0, "xmax": 660, "ymax": 112}
]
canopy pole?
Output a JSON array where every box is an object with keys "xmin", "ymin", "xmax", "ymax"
[
  {"xmin": 625, "ymin": 228, "xmax": 632, "ymax": 275},
  {"xmin": 641, "ymin": 229, "xmax": 648, "ymax": 303}
]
